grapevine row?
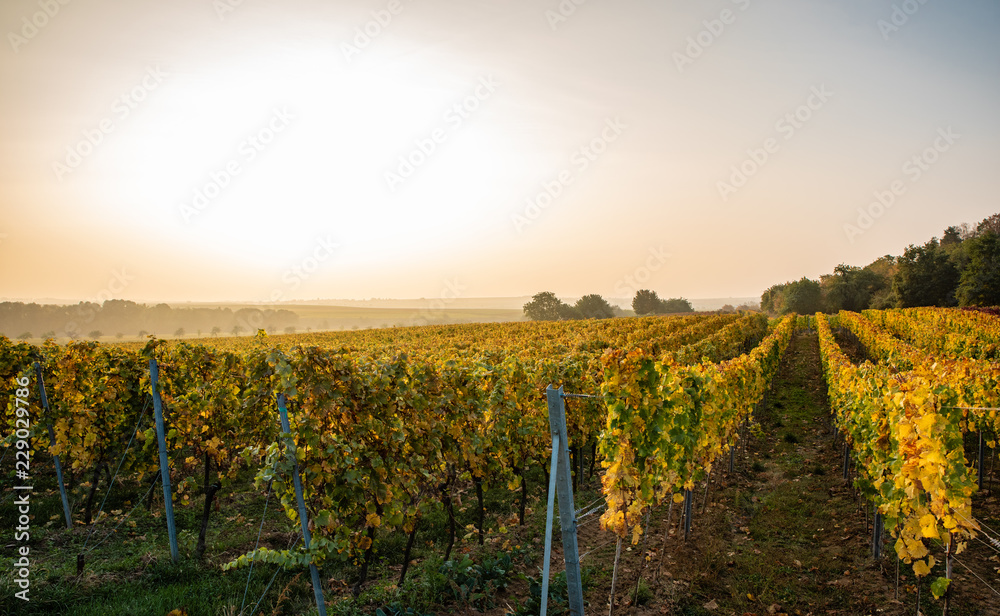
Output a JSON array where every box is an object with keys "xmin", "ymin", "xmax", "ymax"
[{"xmin": 816, "ymin": 313, "xmax": 980, "ymax": 598}]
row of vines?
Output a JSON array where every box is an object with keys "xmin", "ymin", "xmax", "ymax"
[
  {"xmin": 816, "ymin": 308, "xmax": 1000, "ymax": 600},
  {"xmin": 1, "ymin": 311, "xmax": 781, "ymax": 592}
]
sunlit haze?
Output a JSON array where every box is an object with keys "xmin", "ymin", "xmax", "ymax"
[{"xmin": 1, "ymin": 0, "xmax": 998, "ymax": 305}]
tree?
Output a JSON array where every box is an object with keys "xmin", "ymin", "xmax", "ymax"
[
  {"xmin": 660, "ymin": 297, "xmax": 693, "ymax": 313},
  {"xmin": 174, "ymin": 327, "xmax": 186, "ymax": 338},
  {"xmin": 941, "ymin": 226, "xmax": 963, "ymax": 247},
  {"xmin": 523, "ymin": 292, "xmax": 566, "ymax": 321},
  {"xmin": 760, "ymin": 284, "xmax": 786, "ymax": 315},
  {"xmin": 893, "ymin": 239, "xmax": 959, "ymax": 307},
  {"xmin": 783, "ymin": 278, "xmax": 824, "ymax": 314},
  {"xmin": 88, "ymin": 330, "xmax": 103, "ymax": 340},
  {"xmin": 284, "ymin": 326, "xmax": 297, "ymax": 334},
  {"xmin": 763, "ymin": 278, "xmax": 822, "ymax": 315},
  {"xmin": 575, "ymin": 294, "xmax": 615, "ymax": 319},
  {"xmin": 211, "ymin": 326, "xmax": 221, "ymax": 336},
  {"xmin": 557, "ymin": 303, "xmax": 583, "ymax": 320},
  {"xmin": 632, "ymin": 290, "xmax": 662, "ymax": 316},
  {"xmin": 956, "ymin": 231, "xmax": 1000, "ymax": 306},
  {"xmin": 17, "ymin": 332, "xmax": 31, "ymax": 340},
  {"xmin": 977, "ymin": 213, "xmax": 1000, "ymax": 237},
  {"xmin": 231, "ymin": 325, "xmax": 244, "ymax": 336},
  {"xmin": 821, "ymin": 264, "xmax": 887, "ymax": 312}
]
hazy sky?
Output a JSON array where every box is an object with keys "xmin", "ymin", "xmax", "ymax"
[{"xmin": 1, "ymin": 0, "xmax": 997, "ymax": 304}]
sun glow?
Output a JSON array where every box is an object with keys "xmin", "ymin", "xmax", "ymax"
[{"xmin": 83, "ymin": 45, "xmax": 521, "ymax": 267}]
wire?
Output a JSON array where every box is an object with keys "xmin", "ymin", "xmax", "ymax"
[
  {"xmin": 579, "ymin": 538, "xmax": 618, "ymax": 562},
  {"xmin": 83, "ymin": 396, "xmax": 150, "ymax": 551},
  {"xmin": 575, "ymin": 496, "xmax": 604, "ymax": 517},
  {"xmin": 944, "ymin": 407, "xmax": 1000, "ymax": 411},
  {"xmin": 240, "ymin": 464, "xmax": 278, "ymax": 616},
  {"xmin": 85, "ymin": 469, "xmax": 162, "ymax": 553},
  {"xmin": 954, "ymin": 511, "xmax": 1000, "ymax": 552},
  {"xmin": 245, "ymin": 535, "xmax": 302, "ymax": 616},
  {"xmin": 952, "ymin": 555, "xmax": 1000, "ymax": 599}
]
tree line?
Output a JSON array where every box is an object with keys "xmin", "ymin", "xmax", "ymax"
[
  {"xmin": 762, "ymin": 213, "xmax": 1000, "ymax": 315},
  {"xmin": 522, "ymin": 290, "xmax": 703, "ymax": 321},
  {"xmin": 0, "ymin": 299, "xmax": 300, "ymax": 340}
]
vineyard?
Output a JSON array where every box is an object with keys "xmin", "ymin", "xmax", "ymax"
[{"xmin": 1, "ymin": 309, "xmax": 998, "ymax": 615}]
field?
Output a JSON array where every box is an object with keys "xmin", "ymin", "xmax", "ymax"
[{"xmin": 1, "ymin": 309, "xmax": 998, "ymax": 616}]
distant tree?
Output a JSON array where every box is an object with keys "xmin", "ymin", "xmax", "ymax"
[
  {"xmin": 211, "ymin": 326, "xmax": 221, "ymax": 336},
  {"xmin": 284, "ymin": 326, "xmax": 297, "ymax": 334},
  {"xmin": 88, "ymin": 330, "xmax": 102, "ymax": 340},
  {"xmin": 174, "ymin": 328, "xmax": 186, "ymax": 337},
  {"xmin": 632, "ymin": 290, "xmax": 662, "ymax": 316},
  {"xmin": 868, "ymin": 288, "xmax": 898, "ymax": 310},
  {"xmin": 231, "ymin": 325, "xmax": 244, "ymax": 336},
  {"xmin": 864, "ymin": 255, "xmax": 897, "ymax": 280},
  {"xmin": 976, "ymin": 213, "xmax": 1000, "ymax": 237},
  {"xmin": 17, "ymin": 332, "xmax": 31, "ymax": 340},
  {"xmin": 41, "ymin": 331, "xmax": 55, "ymax": 339},
  {"xmin": 893, "ymin": 239, "xmax": 959, "ymax": 307},
  {"xmin": 956, "ymin": 232, "xmax": 1000, "ymax": 307},
  {"xmin": 760, "ymin": 284, "xmax": 786, "ymax": 315},
  {"xmin": 115, "ymin": 332, "xmax": 124, "ymax": 340},
  {"xmin": 719, "ymin": 304, "xmax": 735, "ymax": 314},
  {"xmin": 557, "ymin": 303, "xmax": 583, "ymax": 320},
  {"xmin": 735, "ymin": 302, "xmax": 760, "ymax": 312},
  {"xmin": 821, "ymin": 264, "xmax": 887, "ymax": 312},
  {"xmin": 138, "ymin": 329, "xmax": 149, "ymax": 338},
  {"xmin": 660, "ymin": 297, "xmax": 693, "ymax": 313},
  {"xmin": 575, "ymin": 294, "xmax": 615, "ymax": 319},
  {"xmin": 941, "ymin": 226, "xmax": 963, "ymax": 247},
  {"xmin": 782, "ymin": 278, "xmax": 824, "ymax": 314},
  {"xmin": 524, "ymin": 292, "xmax": 566, "ymax": 321}
]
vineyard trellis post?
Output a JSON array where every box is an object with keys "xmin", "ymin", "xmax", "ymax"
[
  {"xmin": 978, "ymin": 431, "xmax": 985, "ymax": 491},
  {"xmin": 34, "ymin": 362, "xmax": 72, "ymax": 529},
  {"xmin": 149, "ymin": 358, "xmax": 180, "ymax": 564},
  {"xmin": 276, "ymin": 394, "xmax": 328, "ymax": 616},
  {"xmin": 541, "ymin": 385, "xmax": 585, "ymax": 616}
]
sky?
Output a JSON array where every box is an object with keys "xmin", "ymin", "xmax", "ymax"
[{"xmin": 0, "ymin": 0, "xmax": 998, "ymax": 305}]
